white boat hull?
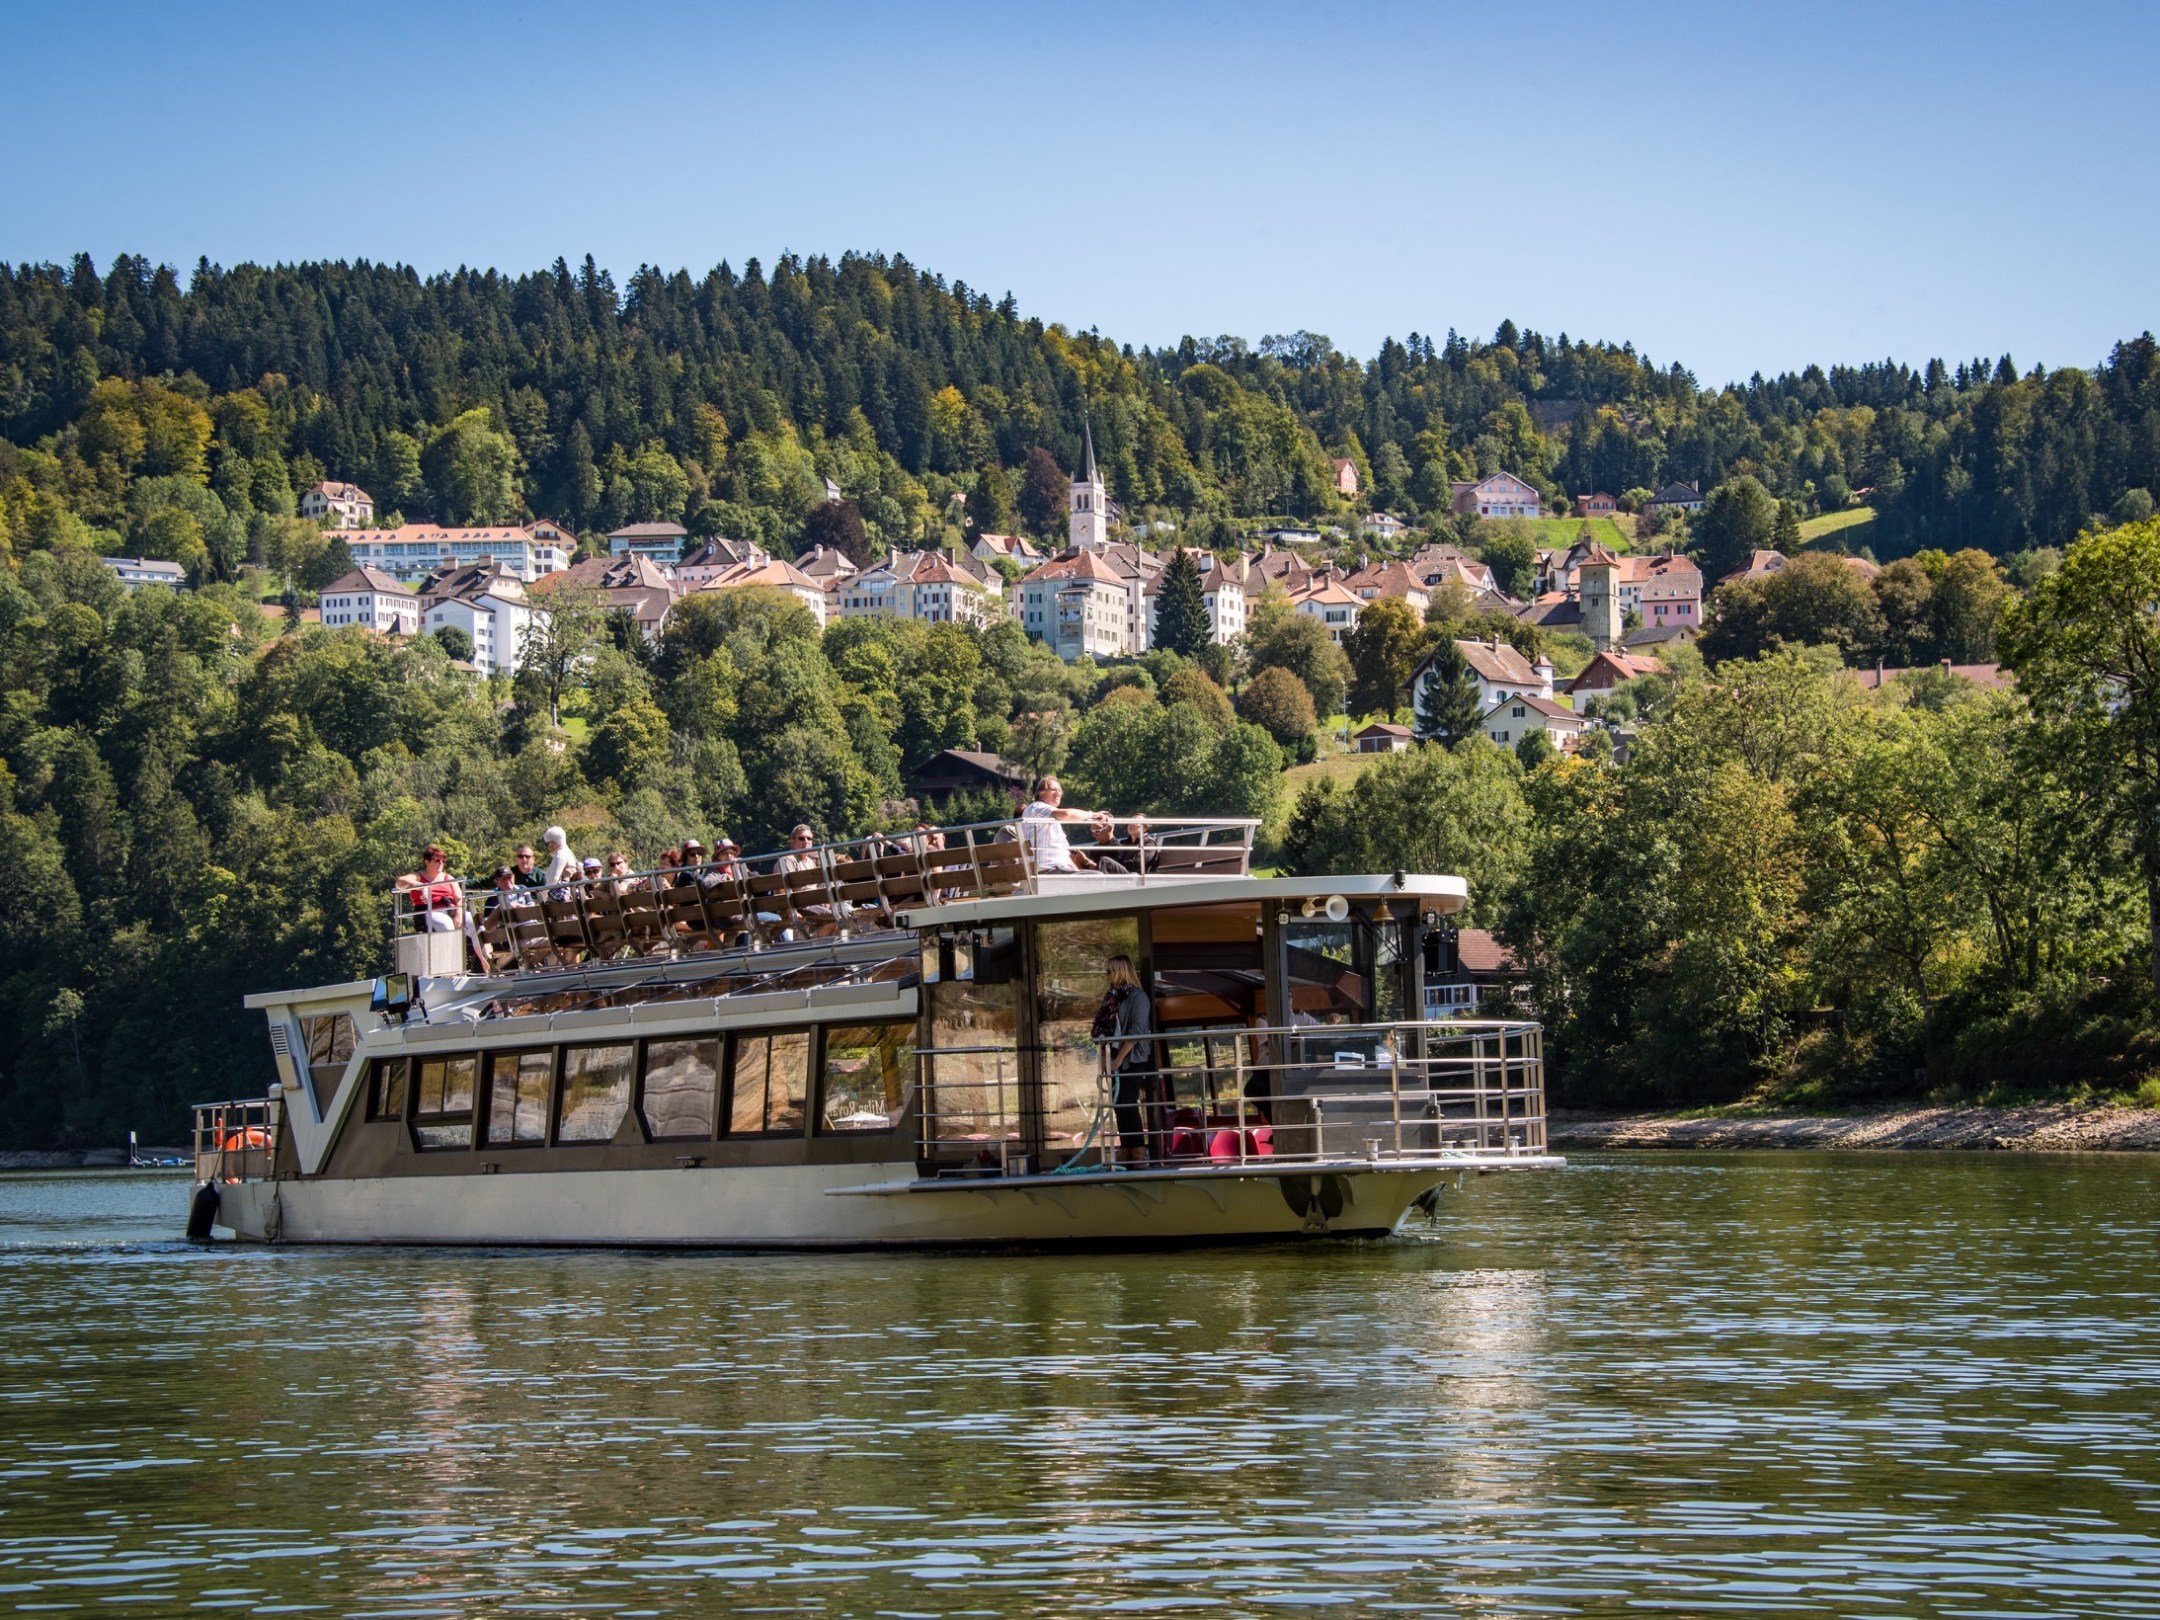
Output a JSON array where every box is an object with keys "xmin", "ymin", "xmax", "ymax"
[{"xmin": 207, "ymin": 1159, "xmax": 1555, "ymax": 1248}]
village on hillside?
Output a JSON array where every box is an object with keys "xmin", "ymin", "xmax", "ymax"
[{"xmin": 98, "ymin": 424, "xmax": 1989, "ymax": 784}]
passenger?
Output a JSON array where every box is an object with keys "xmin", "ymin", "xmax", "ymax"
[
  {"xmin": 482, "ymin": 864, "xmax": 520, "ymax": 919},
  {"xmin": 777, "ymin": 823, "xmax": 843, "ymax": 935},
  {"xmin": 602, "ymin": 851, "xmax": 633, "ymax": 896},
  {"xmin": 1019, "ymin": 776, "xmax": 1127, "ymax": 875},
  {"xmin": 580, "ymin": 855, "xmax": 604, "ymax": 895},
  {"xmin": 510, "ymin": 844, "xmax": 543, "ymax": 890},
  {"xmin": 395, "ymin": 845, "xmax": 463, "ymax": 932},
  {"xmin": 708, "ymin": 837, "xmax": 779, "ymax": 945},
  {"xmin": 1097, "ymin": 953, "xmax": 1157, "ymax": 1166},
  {"xmin": 542, "ymin": 825, "xmax": 579, "ymax": 890}
]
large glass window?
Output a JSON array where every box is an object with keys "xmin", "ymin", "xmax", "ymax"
[
  {"xmin": 819, "ymin": 1023, "xmax": 915, "ymax": 1134},
  {"xmin": 486, "ymin": 1049, "xmax": 553, "ymax": 1146},
  {"xmin": 729, "ymin": 1031, "xmax": 809, "ymax": 1135},
  {"xmin": 369, "ymin": 1056, "xmax": 408, "ymax": 1121},
  {"xmin": 922, "ymin": 928, "xmax": 1021, "ymax": 1151},
  {"xmin": 1033, "ymin": 915, "xmax": 1140, "ymax": 1152},
  {"xmin": 642, "ymin": 1038, "xmax": 719, "ymax": 1140},
  {"xmin": 413, "ymin": 1054, "xmax": 476, "ymax": 1149},
  {"xmin": 557, "ymin": 1044, "xmax": 635, "ymax": 1143},
  {"xmin": 300, "ymin": 1013, "xmax": 357, "ymax": 1114}
]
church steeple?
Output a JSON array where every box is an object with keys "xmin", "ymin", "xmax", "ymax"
[{"xmin": 1069, "ymin": 414, "xmax": 1107, "ymax": 552}]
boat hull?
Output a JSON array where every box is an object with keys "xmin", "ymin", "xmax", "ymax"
[{"xmin": 205, "ymin": 1159, "xmax": 1551, "ymax": 1248}]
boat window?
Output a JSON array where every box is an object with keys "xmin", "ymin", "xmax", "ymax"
[
  {"xmin": 413, "ymin": 1053, "xmax": 477, "ymax": 1149},
  {"xmin": 1033, "ymin": 915, "xmax": 1140, "ymax": 1152},
  {"xmin": 485, "ymin": 1048, "xmax": 553, "ymax": 1146},
  {"xmin": 642, "ymin": 1037, "xmax": 719, "ymax": 1140},
  {"xmin": 300, "ymin": 1013, "xmax": 357, "ymax": 1114},
  {"xmin": 1284, "ymin": 913, "xmax": 1404, "ymax": 1025},
  {"xmin": 728, "ymin": 1030, "xmax": 809, "ymax": 1135},
  {"xmin": 368, "ymin": 1056, "xmax": 408, "ymax": 1121},
  {"xmin": 818, "ymin": 1023, "xmax": 915, "ymax": 1133},
  {"xmin": 922, "ymin": 927, "xmax": 1021, "ymax": 1153},
  {"xmin": 1152, "ymin": 902, "xmax": 1265, "ymax": 1028},
  {"xmin": 557, "ymin": 1044, "xmax": 635, "ymax": 1143}
]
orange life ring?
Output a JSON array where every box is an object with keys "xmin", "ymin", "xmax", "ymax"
[{"xmin": 220, "ymin": 1127, "xmax": 270, "ymax": 1152}]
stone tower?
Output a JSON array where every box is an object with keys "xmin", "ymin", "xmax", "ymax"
[
  {"xmin": 1069, "ymin": 417, "xmax": 1108, "ymax": 552},
  {"xmin": 1578, "ymin": 543, "xmax": 1621, "ymax": 653}
]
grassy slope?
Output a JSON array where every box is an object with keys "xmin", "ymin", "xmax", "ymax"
[{"xmin": 1798, "ymin": 507, "xmax": 1876, "ymax": 546}]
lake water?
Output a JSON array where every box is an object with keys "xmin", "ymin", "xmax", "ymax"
[{"xmin": 1, "ymin": 1155, "xmax": 2156, "ymax": 1617}]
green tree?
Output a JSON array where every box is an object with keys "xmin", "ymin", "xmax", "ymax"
[
  {"xmin": 584, "ymin": 696, "xmax": 671, "ymax": 786},
  {"xmin": 1161, "ymin": 665, "xmax": 1234, "ymax": 730},
  {"xmin": 1235, "ymin": 663, "xmax": 1318, "ymax": 752},
  {"xmin": 1414, "ymin": 638, "xmax": 1484, "ymax": 746},
  {"xmin": 423, "ymin": 410, "xmax": 519, "ymax": 523},
  {"xmin": 2001, "ymin": 517, "xmax": 2160, "ymax": 992},
  {"xmin": 1343, "ymin": 596, "xmax": 1426, "ymax": 719},
  {"xmin": 801, "ymin": 498, "xmax": 872, "ymax": 564},
  {"xmin": 1692, "ymin": 475, "xmax": 1778, "ymax": 582},
  {"xmin": 1247, "ymin": 611, "xmax": 1350, "ymax": 720},
  {"xmin": 518, "ymin": 583, "xmax": 607, "ymax": 725},
  {"xmin": 1480, "ymin": 526, "xmax": 1537, "ymax": 597},
  {"xmin": 965, "ymin": 464, "xmax": 1015, "ymax": 535},
  {"xmin": 1016, "ymin": 447, "xmax": 1070, "ymax": 538},
  {"xmin": 432, "ymin": 625, "xmax": 474, "ymax": 662},
  {"xmin": 1154, "ymin": 547, "xmax": 1212, "ymax": 658},
  {"xmin": 1701, "ymin": 552, "xmax": 1885, "ymax": 665}
]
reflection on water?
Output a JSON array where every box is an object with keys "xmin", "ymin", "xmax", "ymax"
[{"xmin": 1, "ymin": 1156, "xmax": 2157, "ymax": 1615}]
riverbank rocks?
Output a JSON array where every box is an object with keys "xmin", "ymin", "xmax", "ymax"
[{"xmin": 1549, "ymin": 1104, "xmax": 2160, "ymax": 1152}]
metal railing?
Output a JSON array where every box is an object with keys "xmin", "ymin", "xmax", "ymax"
[
  {"xmin": 390, "ymin": 817, "xmax": 1260, "ymax": 980},
  {"xmin": 915, "ymin": 1019, "xmax": 1545, "ymax": 1176},
  {"xmin": 193, "ymin": 1098, "xmax": 279, "ymax": 1184}
]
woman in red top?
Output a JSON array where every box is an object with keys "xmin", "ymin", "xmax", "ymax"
[{"xmin": 395, "ymin": 845, "xmax": 463, "ymax": 932}]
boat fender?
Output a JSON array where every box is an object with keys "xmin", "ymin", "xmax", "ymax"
[{"xmin": 186, "ymin": 1182, "xmax": 221, "ymax": 1242}]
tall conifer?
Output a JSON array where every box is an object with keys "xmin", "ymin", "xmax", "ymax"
[{"xmin": 1155, "ymin": 547, "xmax": 1212, "ymax": 658}]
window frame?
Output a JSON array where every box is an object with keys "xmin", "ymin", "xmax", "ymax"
[
  {"xmin": 410, "ymin": 1052, "xmax": 479, "ymax": 1151},
  {"xmin": 554, "ymin": 1041, "xmax": 639, "ymax": 1146},
  {"xmin": 723, "ymin": 1027, "xmax": 814, "ymax": 1138},
  {"xmin": 814, "ymin": 1020, "xmax": 918, "ymax": 1137},
  {"xmin": 483, "ymin": 1046, "xmax": 557, "ymax": 1149},
  {"xmin": 637, "ymin": 1034, "xmax": 723, "ymax": 1143},
  {"xmin": 368, "ymin": 1055, "xmax": 409, "ymax": 1123}
]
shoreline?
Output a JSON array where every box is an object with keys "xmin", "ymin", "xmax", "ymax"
[{"xmin": 1549, "ymin": 1104, "xmax": 2160, "ymax": 1152}]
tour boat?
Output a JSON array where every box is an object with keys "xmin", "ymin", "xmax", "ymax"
[{"xmin": 196, "ymin": 818, "xmax": 1558, "ymax": 1247}]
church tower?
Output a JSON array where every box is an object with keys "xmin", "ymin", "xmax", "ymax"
[
  {"xmin": 1578, "ymin": 544, "xmax": 1621, "ymax": 653},
  {"xmin": 1069, "ymin": 417, "xmax": 1108, "ymax": 552}
]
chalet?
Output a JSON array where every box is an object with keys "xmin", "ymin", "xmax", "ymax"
[
  {"xmin": 793, "ymin": 544, "xmax": 859, "ymax": 584},
  {"xmin": 1572, "ymin": 491, "xmax": 1618, "ymax": 518},
  {"xmin": 1647, "ymin": 481, "xmax": 1706, "ymax": 513},
  {"xmin": 675, "ymin": 537, "xmax": 768, "ymax": 590},
  {"xmin": 1354, "ymin": 722, "xmax": 1413, "ymax": 754},
  {"xmin": 1722, "ymin": 549, "xmax": 1788, "ymax": 584},
  {"xmin": 1342, "ymin": 559, "xmax": 1431, "ymax": 616},
  {"xmin": 528, "ymin": 553, "xmax": 675, "ymax": 641},
  {"xmin": 1288, "ymin": 576, "xmax": 1364, "ymax": 644},
  {"xmin": 1567, "ymin": 650, "xmax": 1665, "ymax": 697},
  {"xmin": 1332, "ymin": 458, "xmax": 1360, "ymax": 498},
  {"xmin": 1450, "ymin": 471, "xmax": 1543, "ymax": 519},
  {"xmin": 906, "ymin": 748, "xmax": 1033, "ymax": 809},
  {"xmin": 1481, "ymin": 693, "xmax": 1589, "ymax": 753},
  {"xmin": 1427, "ymin": 928, "xmax": 1528, "ymax": 1016},
  {"xmin": 1361, "ymin": 512, "xmax": 1406, "ymax": 540}
]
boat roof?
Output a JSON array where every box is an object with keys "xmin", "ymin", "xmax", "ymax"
[{"xmin": 893, "ymin": 872, "xmax": 1468, "ymax": 929}]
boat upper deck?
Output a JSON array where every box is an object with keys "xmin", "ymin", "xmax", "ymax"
[{"xmin": 393, "ymin": 816, "xmax": 1276, "ymax": 984}]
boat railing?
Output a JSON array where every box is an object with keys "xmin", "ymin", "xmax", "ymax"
[
  {"xmin": 389, "ymin": 816, "xmax": 1260, "ymax": 980},
  {"xmin": 192, "ymin": 1097, "xmax": 278, "ymax": 1184},
  {"xmin": 915, "ymin": 1019, "xmax": 1545, "ymax": 1175}
]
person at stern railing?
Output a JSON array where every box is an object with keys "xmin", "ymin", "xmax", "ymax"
[
  {"xmin": 1021, "ymin": 776, "xmax": 1127, "ymax": 874},
  {"xmin": 1096, "ymin": 953, "xmax": 1157, "ymax": 1166}
]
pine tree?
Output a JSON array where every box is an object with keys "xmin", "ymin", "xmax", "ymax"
[
  {"xmin": 1414, "ymin": 639, "xmax": 1484, "ymax": 747},
  {"xmin": 1154, "ymin": 547, "xmax": 1212, "ymax": 658},
  {"xmin": 1774, "ymin": 499, "xmax": 1802, "ymax": 551}
]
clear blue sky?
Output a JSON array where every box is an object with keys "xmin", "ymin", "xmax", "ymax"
[{"xmin": 3, "ymin": 0, "xmax": 2154, "ymax": 386}]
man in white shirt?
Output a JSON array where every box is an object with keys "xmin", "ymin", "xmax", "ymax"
[{"xmin": 1020, "ymin": 777, "xmax": 1125, "ymax": 873}]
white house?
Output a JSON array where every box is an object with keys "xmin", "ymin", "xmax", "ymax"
[
  {"xmin": 675, "ymin": 537, "xmax": 769, "ymax": 591},
  {"xmin": 1361, "ymin": 512, "xmax": 1406, "ymax": 540},
  {"xmin": 419, "ymin": 564, "xmax": 538, "ymax": 677},
  {"xmin": 1450, "ymin": 471, "xmax": 1543, "ymax": 519},
  {"xmin": 1412, "ymin": 637, "xmax": 1556, "ymax": 717},
  {"xmin": 1018, "ymin": 549, "xmax": 1129, "ymax": 660},
  {"xmin": 1481, "ymin": 693, "xmax": 1589, "ymax": 753},
  {"xmin": 1289, "ymin": 578, "xmax": 1364, "ymax": 644},
  {"xmin": 319, "ymin": 566, "xmax": 420, "ymax": 635},
  {"xmin": 300, "ymin": 481, "xmax": 374, "ymax": 529},
  {"xmin": 696, "ymin": 558, "xmax": 829, "ymax": 627},
  {"xmin": 100, "ymin": 556, "xmax": 188, "ymax": 590},
  {"xmin": 833, "ymin": 551, "xmax": 997, "ymax": 628}
]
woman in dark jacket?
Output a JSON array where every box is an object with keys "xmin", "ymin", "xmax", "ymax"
[{"xmin": 1098, "ymin": 954, "xmax": 1156, "ymax": 1166}]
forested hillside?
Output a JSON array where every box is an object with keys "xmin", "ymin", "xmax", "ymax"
[{"xmin": 2, "ymin": 252, "xmax": 2157, "ymax": 568}]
